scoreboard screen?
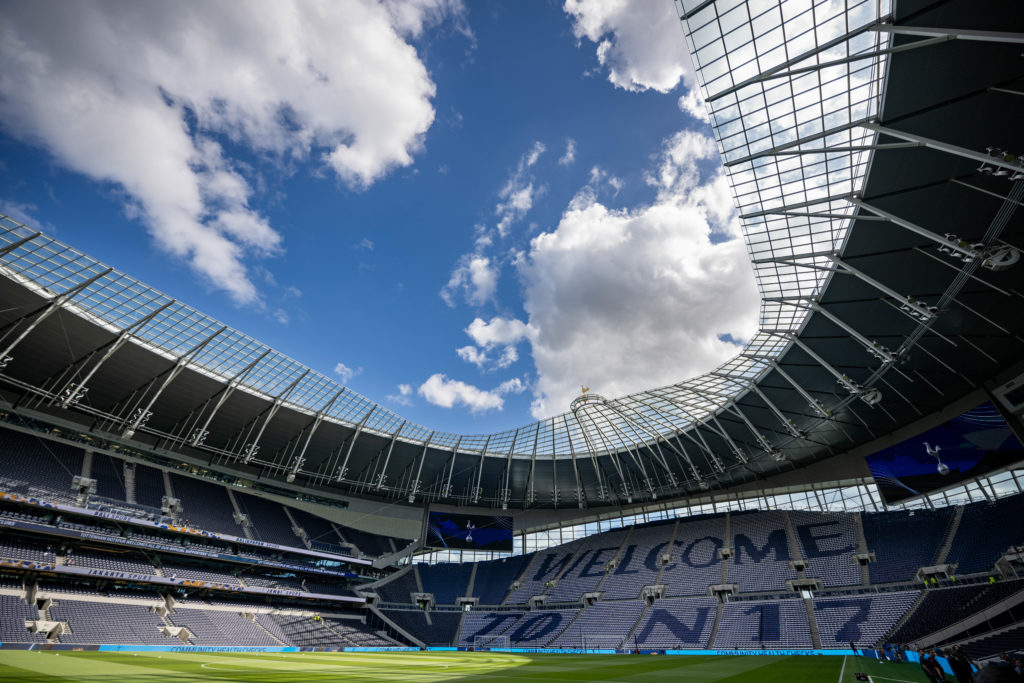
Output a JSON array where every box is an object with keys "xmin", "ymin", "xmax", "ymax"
[{"xmin": 426, "ymin": 511, "xmax": 513, "ymax": 552}]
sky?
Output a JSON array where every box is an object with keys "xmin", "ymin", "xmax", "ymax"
[{"xmin": 0, "ymin": 0, "xmax": 760, "ymax": 434}]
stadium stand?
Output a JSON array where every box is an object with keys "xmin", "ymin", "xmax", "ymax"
[
  {"xmin": 727, "ymin": 511, "xmax": 794, "ymax": 593},
  {"xmin": 599, "ymin": 519, "xmax": 676, "ymax": 600},
  {"xmin": 504, "ymin": 538, "xmax": 590, "ymax": 604},
  {"xmin": 381, "ymin": 609, "xmax": 462, "ymax": 646},
  {"xmin": 0, "ymin": 594, "xmax": 46, "ymax": 643},
  {"xmin": 168, "ymin": 474, "xmax": 244, "ymax": 536},
  {"xmin": 234, "ymin": 492, "xmax": 302, "ymax": 547},
  {"xmin": 549, "ymin": 599, "xmax": 646, "ymax": 649},
  {"xmin": 862, "ymin": 508, "xmax": 955, "ymax": 584},
  {"xmin": 814, "ymin": 592, "xmax": 919, "ymax": 649},
  {"xmin": 715, "ymin": 599, "xmax": 812, "ymax": 649},
  {"xmin": 790, "ymin": 510, "xmax": 860, "ymax": 588},
  {"xmin": 946, "ymin": 495, "xmax": 1024, "ymax": 574},
  {"xmin": 470, "ymin": 555, "xmax": 531, "ymax": 605},
  {"xmin": 169, "ymin": 608, "xmax": 281, "ymax": 646},
  {"xmin": 892, "ymin": 579, "xmax": 1024, "ymax": 644},
  {"xmin": 417, "ymin": 562, "xmax": 472, "ymax": 604},
  {"xmin": 69, "ymin": 548, "xmax": 157, "ymax": 575},
  {"xmin": 90, "ymin": 453, "xmax": 126, "ymax": 502},
  {"xmin": 631, "ymin": 597, "xmax": 717, "ymax": 649},
  {"xmin": 458, "ymin": 610, "xmax": 525, "ymax": 646},
  {"xmin": 264, "ymin": 613, "xmax": 348, "ymax": 647},
  {"xmin": 546, "ymin": 527, "xmax": 631, "ymax": 602},
  {"xmin": 372, "ymin": 566, "xmax": 420, "ymax": 603},
  {"xmin": 962, "ymin": 623, "xmax": 1024, "ymax": 660},
  {"xmin": 161, "ymin": 560, "xmax": 241, "ymax": 585},
  {"xmin": 51, "ymin": 601, "xmax": 172, "ymax": 645},
  {"xmin": 0, "ymin": 427, "xmax": 83, "ymax": 502},
  {"xmin": 132, "ymin": 463, "xmax": 168, "ymax": 509}
]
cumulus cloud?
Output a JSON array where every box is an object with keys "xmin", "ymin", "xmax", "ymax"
[
  {"xmin": 0, "ymin": 1, "xmax": 463, "ymax": 303},
  {"xmin": 516, "ymin": 130, "xmax": 759, "ymax": 418},
  {"xmin": 454, "ymin": 316, "xmax": 533, "ymax": 372},
  {"xmin": 563, "ymin": 0, "xmax": 694, "ymax": 93},
  {"xmin": 456, "ymin": 345, "xmax": 488, "ymax": 368},
  {"xmin": 386, "ymin": 383, "xmax": 414, "ymax": 406},
  {"xmin": 441, "ymin": 254, "xmax": 499, "ymax": 307},
  {"xmin": 418, "ymin": 373, "xmax": 521, "ymax": 413},
  {"xmin": 333, "ymin": 362, "xmax": 362, "ymax": 384},
  {"xmin": 559, "ymin": 138, "xmax": 577, "ymax": 166},
  {"xmin": 465, "ymin": 316, "xmax": 534, "ymax": 347},
  {"xmin": 678, "ymin": 89, "xmax": 711, "ymax": 124}
]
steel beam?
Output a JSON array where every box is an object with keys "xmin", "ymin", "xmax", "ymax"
[{"xmin": 0, "ymin": 267, "xmax": 113, "ymax": 361}]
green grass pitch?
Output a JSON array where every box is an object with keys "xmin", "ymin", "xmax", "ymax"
[{"xmin": 0, "ymin": 650, "xmax": 936, "ymax": 682}]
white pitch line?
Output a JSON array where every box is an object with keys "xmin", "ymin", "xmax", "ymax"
[{"xmin": 839, "ymin": 655, "xmax": 847, "ymax": 683}]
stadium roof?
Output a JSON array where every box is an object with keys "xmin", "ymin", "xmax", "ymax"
[{"xmin": 0, "ymin": 0, "xmax": 1021, "ymax": 511}]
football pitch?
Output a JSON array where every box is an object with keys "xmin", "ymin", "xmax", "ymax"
[{"xmin": 0, "ymin": 650, "xmax": 935, "ymax": 682}]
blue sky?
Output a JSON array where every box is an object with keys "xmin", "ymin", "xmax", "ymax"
[{"xmin": 0, "ymin": 0, "xmax": 760, "ymax": 434}]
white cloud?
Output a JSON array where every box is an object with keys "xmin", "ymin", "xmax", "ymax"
[
  {"xmin": 497, "ymin": 377, "xmax": 526, "ymax": 394},
  {"xmin": 465, "ymin": 316, "xmax": 533, "ymax": 348},
  {"xmin": 516, "ymin": 130, "xmax": 759, "ymax": 419},
  {"xmin": 563, "ymin": 0, "xmax": 694, "ymax": 93},
  {"xmin": 0, "ymin": 1, "xmax": 464, "ymax": 303},
  {"xmin": 456, "ymin": 345, "xmax": 488, "ymax": 367},
  {"xmin": 418, "ymin": 374, "xmax": 505, "ymax": 413},
  {"xmin": 272, "ymin": 308, "xmax": 290, "ymax": 325},
  {"xmin": 387, "ymin": 383, "xmax": 414, "ymax": 406},
  {"xmin": 495, "ymin": 345, "xmax": 519, "ymax": 369},
  {"xmin": 333, "ymin": 362, "xmax": 362, "ymax": 384},
  {"xmin": 495, "ymin": 141, "xmax": 546, "ymax": 237},
  {"xmin": 678, "ymin": 89, "xmax": 711, "ymax": 124},
  {"xmin": 441, "ymin": 254, "xmax": 499, "ymax": 307},
  {"xmin": 559, "ymin": 138, "xmax": 577, "ymax": 166},
  {"xmin": 353, "ymin": 237, "xmax": 375, "ymax": 251}
]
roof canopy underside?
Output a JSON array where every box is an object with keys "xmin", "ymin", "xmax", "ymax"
[{"xmin": 0, "ymin": 0, "xmax": 1021, "ymax": 510}]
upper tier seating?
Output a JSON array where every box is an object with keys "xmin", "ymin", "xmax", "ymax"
[
  {"xmin": 947, "ymin": 495, "xmax": 1024, "ymax": 574},
  {"xmin": 663, "ymin": 515, "xmax": 727, "ymax": 596},
  {"xmin": 90, "ymin": 453, "xmax": 126, "ymax": 501},
  {"xmin": 862, "ymin": 508, "xmax": 954, "ymax": 584},
  {"xmin": 234, "ymin": 492, "xmax": 301, "ymax": 547},
  {"xmin": 0, "ymin": 426, "xmax": 84, "ymax": 503},
  {"xmin": 727, "ymin": 511, "xmax": 796, "ymax": 593},
  {"xmin": 599, "ymin": 519, "xmax": 677, "ymax": 600},
  {"xmin": 471, "ymin": 555, "xmax": 531, "ymax": 605},
  {"xmin": 790, "ymin": 510, "xmax": 860, "ymax": 588},
  {"xmin": 372, "ymin": 566, "xmax": 419, "ymax": 603},
  {"xmin": 340, "ymin": 525, "xmax": 399, "ymax": 558},
  {"xmin": 504, "ymin": 538, "xmax": 590, "ymax": 604},
  {"xmin": 169, "ymin": 474, "xmax": 243, "ymax": 536},
  {"xmin": 715, "ymin": 598, "xmax": 812, "ymax": 649},
  {"xmin": 289, "ymin": 508, "xmax": 347, "ymax": 550},
  {"xmin": 417, "ymin": 562, "xmax": 473, "ymax": 604},
  {"xmin": 133, "ymin": 463, "xmax": 168, "ymax": 509},
  {"xmin": 814, "ymin": 591, "xmax": 918, "ymax": 648},
  {"xmin": 546, "ymin": 527, "xmax": 631, "ymax": 602}
]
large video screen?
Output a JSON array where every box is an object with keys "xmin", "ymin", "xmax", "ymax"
[
  {"xmin": 866, "ymin": 401, "xmax": 1024, "ymax": 504},
  {"xmin": 426, "ymin": 511, "xmax": 513, "ymax": 552}
]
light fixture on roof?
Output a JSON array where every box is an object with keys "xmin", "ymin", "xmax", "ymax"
[{"xmin": 189, "ymin": 428, "xmax": 208, "ymax": 447}]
